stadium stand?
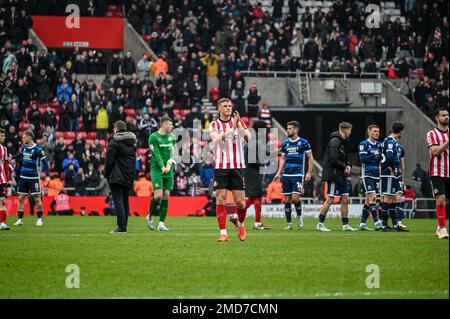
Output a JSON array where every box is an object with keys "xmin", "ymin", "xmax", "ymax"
[{"xmin": 0, "ymin": 0, "xmax": 448, "ymax": 198}]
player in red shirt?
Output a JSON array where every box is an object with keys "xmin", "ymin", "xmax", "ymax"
[
  {"xmin": 426, "ymin": 107, "xmax": 449, "ymax": 239},
  {"xmin": 0, "ymin": 128, "xmax": 11, "ymax": 230},
  {"xmin": 209, "ymin": 98, "xmax": 251, "ymax": 242}
]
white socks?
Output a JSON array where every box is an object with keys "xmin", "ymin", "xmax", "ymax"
[{"xmin": 220, "ymin": 229, "xmax": 228, "ymax": 236}]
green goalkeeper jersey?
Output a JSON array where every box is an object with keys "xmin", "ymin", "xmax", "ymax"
[{"xmin": 149, "ymin": 131, "xmax": 177, "ymax": 172}]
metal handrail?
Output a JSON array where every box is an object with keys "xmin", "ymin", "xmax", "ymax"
[{"xmin": 239, "ymin": 70, "xmax": 386, "ymax": 79}]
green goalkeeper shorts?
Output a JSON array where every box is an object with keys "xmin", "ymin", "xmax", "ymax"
[{"xmin": 151, "ymin": 168, "xmax": 174, "ymax": 191}]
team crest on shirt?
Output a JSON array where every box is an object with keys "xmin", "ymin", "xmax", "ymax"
[{"xmin": 155, "ymin": 183, "xmax": 159, "ymax": 188}]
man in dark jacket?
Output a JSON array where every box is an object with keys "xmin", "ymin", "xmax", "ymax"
[
  {"xmin": 105, "ymin": 121, "xmax": 137, "ymax": 233},
  {"xmin": 317, "ymin": 122, "xmax": 357, "ymax": 232}
]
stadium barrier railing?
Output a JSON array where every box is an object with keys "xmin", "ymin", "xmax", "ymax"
[{"xmin": 239, "ymin": 70, "xmax": 386, "ymax": 79}]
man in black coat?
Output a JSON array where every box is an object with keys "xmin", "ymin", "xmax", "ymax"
[
  {"xmin": 316, "ymin": 122, "xmax": 357, "ymax": 232},
  {"xmin": 105, "ymin": 121, "xmax": 137, "ymax": 233}
]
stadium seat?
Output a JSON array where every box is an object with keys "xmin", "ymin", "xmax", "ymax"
[
  {"xmin": 105, "ymin": 11, "xmax": 114, "ymax": 17},
  {"xmin": 78, "ymin": 132, "xmax": 87, "ymax": 139},
  {"xmin": 86, "ymin": 139, "xmax": 94, "ymax": 145},
  {"xmin": 20, "ymin": 123, "xmax": 29, "ymax": 131},
  {"xmin": 56, "ymin": 132, "xmax": 64, "ymax": 138},
  {"xmin": 114, "ymin": 11, "xmax": 123, "ymax": 17},
  {"xmin": 64, "ymin": 132, "xmax": 76, "ymax": 139},
  {"xmin": 99, "ymin": 140, "xmax": 106, "ymax": 148},
  {"xmin": 64, "ymin": 139, "xmax": 73, "ymax": 146},
  {"xmin": 181, "ymin": 110, "xmax": 191, "ymax": 117},
  {"xmin": 88, "ymin": 132, "xmax": 97, "ymax": 139}
]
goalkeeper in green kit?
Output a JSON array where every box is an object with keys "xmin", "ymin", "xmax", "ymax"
[{"xmin": 146, "ymin": 117, "xmax": 177, "ymax": 231}]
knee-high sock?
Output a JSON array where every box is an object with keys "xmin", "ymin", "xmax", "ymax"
[
  {"xmin": 159, "ymin": 200, "xmax": 168, "ymax": 223},
  {"xmin": 18, "ymin": 210, "xmax": 24, "ymax": 220},
  {"xmin": 237, "ymin": 207, "xmax": 247, "ymax": 224},
  {"xmin": 361, "ymin": 204, "xmax": 369, "ymax": 223},
  {"xmin": 381, "ymin": 203, "xmax": 389, "ymax": 227},
  {"xmin": 294, "ymin": 201, "xmax": 302, "ymax": 217},
  {"xmin": 389, "ymin": 203, "xmax": 397, "ymax": 226},
  {"xmin": 396, "ymin": 202, "xmax": 404, "ymax": 222},
  {"xmin": 245, "ymin": 197, "xmax": 254, "ymax": 210},
  {"xmin": 437, "ymin": 204, "xmax": 447, "ymax": 228},
  {"xmin": 369, "ymin": 204, "xmax": 379, "ymax": 222},
  {"xmin": 285, "ymin": 203, "xmax": 292, "ymax": 223},
  {"xmin": 37, "ymin": 210, "xmax": 43, "ymax": 219},
  {"xmin": 0, "ymin": 210, "xmax": 6, "ymax": 223},
  {"xmin": 149, "ymin": 197, "xmax": 160, "ymax": 216},
  {"xmin": 216, "ymin": 205, "xmax": 227, "ymax": 230},
  {"xmin": 253, "ymin": 197, "xmax": 262, "ymax": 224}
]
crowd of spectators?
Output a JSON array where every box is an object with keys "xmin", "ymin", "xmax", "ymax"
[{"xmin": 0, "ymin": 0, "xmax": 448, "ymax": 198}]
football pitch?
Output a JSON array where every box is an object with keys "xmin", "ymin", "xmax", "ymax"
[{"xmin": 0, "ymin": 216, "xmax": 448, "ymax": 299}]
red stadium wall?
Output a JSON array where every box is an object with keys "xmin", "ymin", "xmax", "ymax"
[
  {"xmin": 31, "ymin": 16, "xmax": 124, "ymax": 49},
  {"xmin": 5, "ymin": 196, "xmax": 209, "ymax": 217}
]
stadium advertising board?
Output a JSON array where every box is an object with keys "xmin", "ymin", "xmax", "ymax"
[{"xmin": 31, "ymin": 16, "xmax": 124, "ymax": 49}]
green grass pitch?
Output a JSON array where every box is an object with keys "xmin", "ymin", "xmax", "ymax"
[{"xmin": 0, "ymin": 216, "xmax": 448, "ymax": 299}]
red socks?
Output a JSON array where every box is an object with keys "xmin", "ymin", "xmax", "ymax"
[
  {"xmin": 437, "ymin": 204, "xmax": 447, "ymax": 228},
  {"xmin": 245, "ymin": 196, "xmax": 262, "ymax": 223},
  {"xmin": 216, "ymin": 205, "xmax": 227, "ymax": 230},
  {"xmin": 0, "ymin": 210, "xmax": 6, "ymax": 224},
  {"xmin": 237, "ymin": 208, "xmax": 247, "ymax": 223},
  {"xmin": 253, "ymin": 197, "xmax": 262, "ymax": 224}
]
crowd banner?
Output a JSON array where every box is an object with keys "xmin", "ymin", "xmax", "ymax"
[
  {"xmin": 5, "ymin": 196, "xmax": 209, "ymax": 217},
  {"xmin": 31, "ymin": 16, "xmax": 124, "ymax": 49},
  {"xmin": 246, "ymin": 204, "xmax": 364, "ymax": 218}
]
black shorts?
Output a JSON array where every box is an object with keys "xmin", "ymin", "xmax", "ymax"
[
  {"xmin": 0, "ymin": 183, "xmax": 8, "ymax": 198},
  {"xmin": 429, "ymin": 176, "xmax": 449, "ymax": 197},
  {"xmin": 245, "ymin": 166, "xmax": 264, "ymax": 197},
  {"xmin": 214, "ymin": 169, "xmax": 245, "ymax": 191},
  {"xmin": 18, "ymin": 177, "xmax": 41, "ymax": 195}
]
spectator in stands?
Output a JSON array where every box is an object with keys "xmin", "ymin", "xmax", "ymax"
[
  {"xmin": 122, "ymin": 51, "xmax": 136, "ymax": 75},
  {"xmin": 96, "ymin": 104, "xmax": 109, "ymax": 140},
  {"xmin": 58, "ymin": 101, "xmax": 71, "ymax": 131},
  {"xmin": 412, "ymin": 163, "xmax": 428, "ymax": 182},
  {"xmin": 74, "ymin": 167, "xmax": 86, "ymax": 196},
  {"xmin": 64, "ymin": 163, "xmax": 77, "ymax": 195},
  {"xmin": 422, "ymin": 94, "xmax": 438, "ymax": 119},
  {"xmin": 62, "ymin": 151, "xmax": 80, "ymax": 173},
  {"xmin": 399, "ymin": 76, "xmax": 414, "ymax": 100},
  {"xmin": 38, "ymin": 134, "xmax": 54, "ymax": 166},
  {"xmin": 53, "ymin": 137, "xmax": 67, "ymax": 173},
  {"xmin": 57, "ymin": 77, "xmax": 72, "ymax": 104},
  {"xmin": 152, "ymin": 55, "xmax": 169, "ymax": 77},
  {"xmin": 96, "ymin": 172, "xmax": 110, "ymax": 196},
  {"xmin": 231, "ymin": 80, "xmax": 247, "ymax": 115},
  {"xmin": 200, "ymin": 159, "xmax": 214, "ymax": 188},
  {"xmin": 134, "ymin": 173, "xmax": 153, "ymax": 197},
  {"xmin": 68, "ymin": 93, "xmax": 81, "ymax": 131},
  {"xmin": 14, "ymin": 77, "xmax": 31, "ymax": 110},
  {"xmin": 200, "ymin": 51, "xmax": 220, "ymax": 77},
  {"xmin": 188, "ymin": 172, "xmax": 202, "ymax": 196},
  {"xmin": 7, "ymin": 102, "xmax": 22, "ymax": 129},
  {"xmin": 82, "ymin": 102, "xmax": 95, "ymax": 132},
  {"xmin": 139, "ymin": 113, "xmax": 158, "ymax": 144},
  {"xmin": 5, "ymin": 125, "xmax": 19, "ymax": 155},
  {"xmin": 246, "ymin": 83, "xmax": 262, "ymax": 117},
  {"xmin": 42, "ymin": 106, "xmax": 57, "ymax": 129}
]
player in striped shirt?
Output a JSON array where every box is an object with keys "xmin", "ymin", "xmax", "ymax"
[
  {"xmin": 426, "ymin": 107, "xmax": 449, "ymax": 239},
  {"xmin": 209, "ymin": 98, "xmax": 251, "ymax": 242},
  {"xmin": 0, "ymin": 128, "xmax": 11, "ymax": 230}
]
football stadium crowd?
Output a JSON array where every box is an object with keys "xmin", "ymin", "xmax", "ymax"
[{"xmin": 0, "ymin": 0, "xmax": 448, "ymax": 198}]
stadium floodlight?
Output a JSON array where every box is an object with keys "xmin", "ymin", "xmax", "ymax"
[{"xmin": 360, "ymin": 82, "xmax": 375, "ymax": 95}]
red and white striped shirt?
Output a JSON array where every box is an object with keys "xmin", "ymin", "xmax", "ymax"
[
  {"xmin": 209, "ymin": 118, "xmax": 247, "ymax": 170},
  {"xmin": 426, "ymin": 128, "xmax": 449, "ymax": 178},
  {"xmin": 0, "ymin": 144, "xmax": 10, "ymax": 184}
]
